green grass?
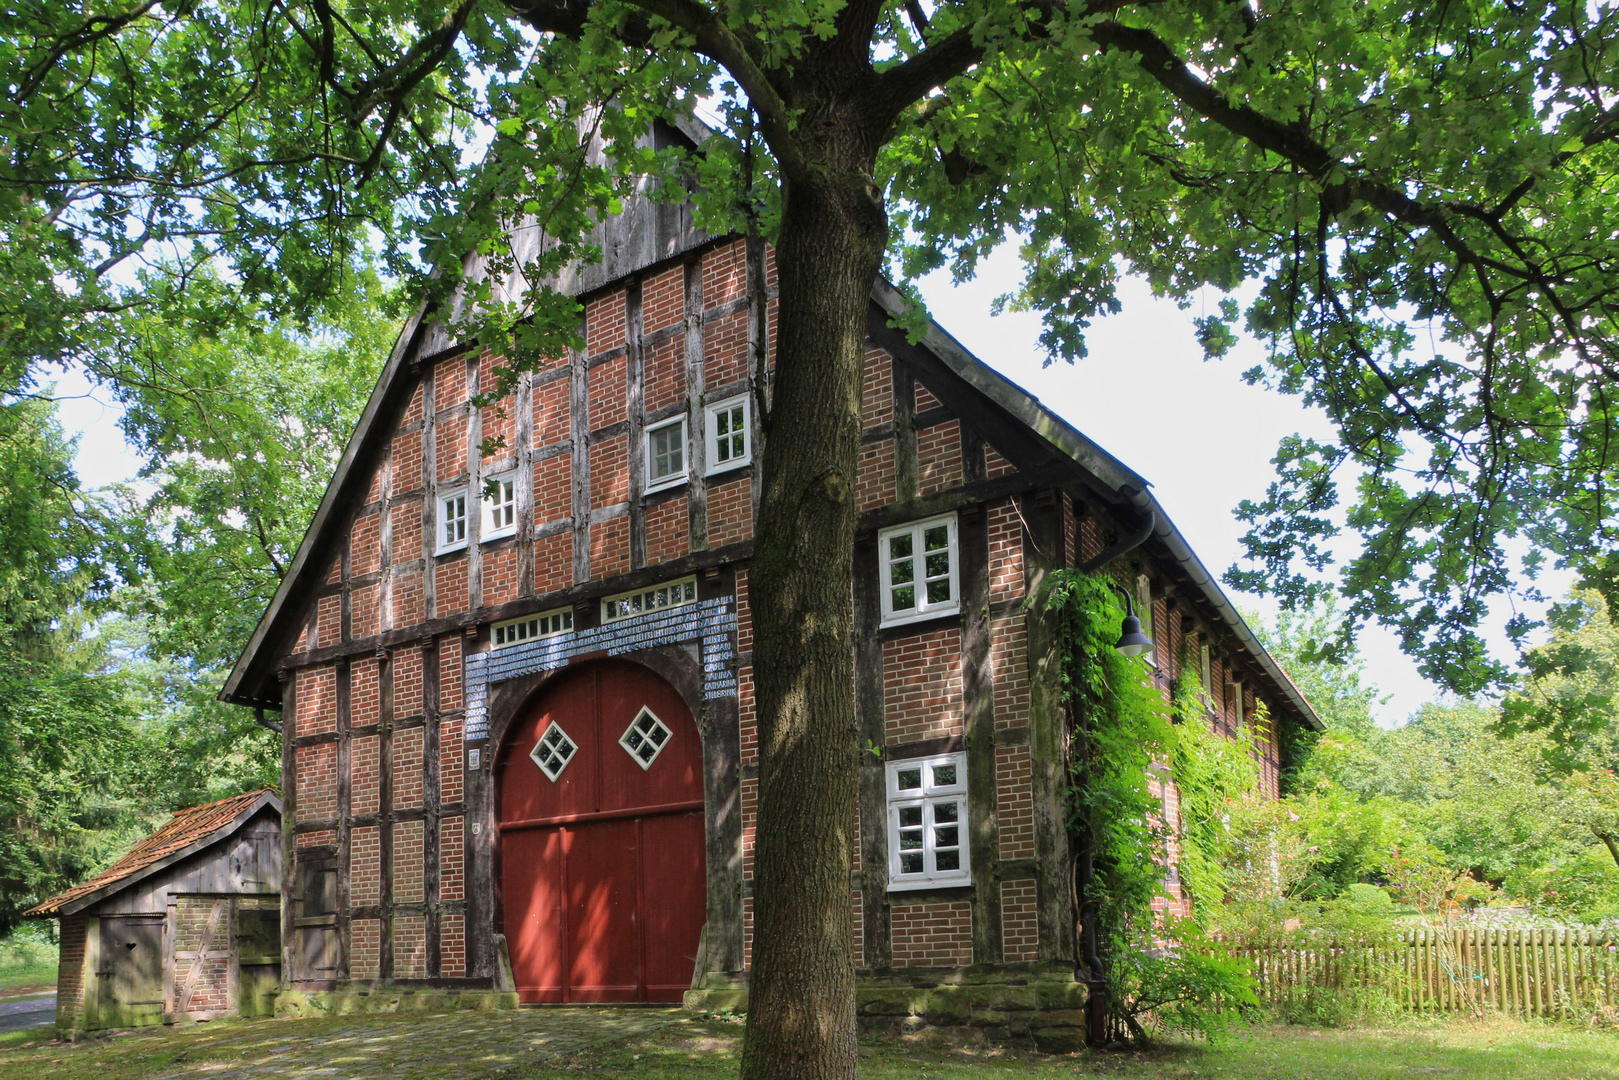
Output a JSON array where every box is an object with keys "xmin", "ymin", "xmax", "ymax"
[
  {"xmin": 542, "ymin": 1015, "xmax": 1619, "ymax": 1080},
  {"xmin": 1, "ymin": 1012, "xmax": 1614, "ymax": 1080},
  {"xmin": 0, "ymin": 930, "xmax": 55, "ymax": 996}
]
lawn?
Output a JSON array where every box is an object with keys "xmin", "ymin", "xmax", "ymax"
[
  {"xmin": 0, "ymin": 1010, "xmax": 1615, "ymax": 1080},
  {"xmin": 0, "ymin": 931, "xmax": 55, "ymax": 997}
]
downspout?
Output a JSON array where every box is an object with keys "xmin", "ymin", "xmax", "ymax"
[{"xmin": 1068, "ymin": 498, "xmax": 1154, "ymax": 1046}]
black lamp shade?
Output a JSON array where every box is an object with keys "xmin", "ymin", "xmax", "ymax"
[{"xmin": 1115, "ymin": 614, "xmax": 1154, "ymax": 658}]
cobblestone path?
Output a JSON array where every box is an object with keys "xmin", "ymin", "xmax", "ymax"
[{"xmin": 144, "ymin": 1007, "xmax": 686, "ymax": 1080}]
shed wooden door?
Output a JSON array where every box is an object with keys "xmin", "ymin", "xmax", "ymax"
[
  {"xmin": 97, "ymin": 915, "xmax": 165, "ymax": 1028},
  {"xmin": 498, "ymin": 661, "xmax": 706, "ymax": 1003}
]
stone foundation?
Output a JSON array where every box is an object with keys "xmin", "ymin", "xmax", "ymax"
[
  {"xmin": 276, "ymin": 987, "xmax": 520, "ymax": 1018},
  {"xmin": 684, "ymin": 965, "xmax": 1089, "ymax": 1052}
]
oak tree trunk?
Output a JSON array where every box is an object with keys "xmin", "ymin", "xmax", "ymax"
[{"xmin": 742, "ymin": 116, "xmax": 887, "ymax": 1080}]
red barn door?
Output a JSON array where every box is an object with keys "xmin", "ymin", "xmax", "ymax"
[{"xmin": 497, "ymin": 661, "xmax": 706, "ymax": 1003}]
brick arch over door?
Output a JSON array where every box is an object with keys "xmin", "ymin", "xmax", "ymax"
[{"xmin": 495, "ymin": 659, "xmax": 706, "ymax": 1002}]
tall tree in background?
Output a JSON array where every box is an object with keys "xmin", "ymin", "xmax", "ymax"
[
  {"xmin": 6, "ymin": 3, "xmax": 1619, "ymax": 1075},
  {"xmin": 1502, "ymin": 590, "xmax": 1619, "ymax": 868},
  {"xmin": 0, "ymin": 398, "xmax": 135, "ymax": 935}
]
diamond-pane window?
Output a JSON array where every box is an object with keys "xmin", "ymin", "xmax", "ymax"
[
  {"xmin": 619, "ymin": 707, "xmax": 672, "ymax": 770},
  {"xmin": 529, "ymin": 722, "xmax": 578, "ymax": 781}
]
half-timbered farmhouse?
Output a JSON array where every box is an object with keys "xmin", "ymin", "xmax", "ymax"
[{"xmin": 222, "ymin": 120, "xmax": 1321, "ymax": 1037}]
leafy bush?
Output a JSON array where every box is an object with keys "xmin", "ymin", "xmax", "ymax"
[{"xmin": 1107, "ymin": 924, "xmax": 1258, "ymax": 1044}]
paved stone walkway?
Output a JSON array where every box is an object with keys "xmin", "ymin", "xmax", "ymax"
[
  {"xmin": 146, "ymin": 1007, "xmax": 686, "ymax": 1080},
  {"xmin": 0, "ymin": 995, "xmax": 54, "ymax": 1035}
]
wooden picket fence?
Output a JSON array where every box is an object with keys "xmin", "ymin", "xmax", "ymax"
[{"xmin": 1217, "ymin": 925, "xmax": 1619, "ymax": 1018}]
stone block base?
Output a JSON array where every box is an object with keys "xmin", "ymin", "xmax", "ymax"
[
  {"xmin": 275, "ymin": 987, "xmax": 521, "ymax": 1019},
  {"xmin": 684, "ymin": 966, "xmax": 1089, "ymax": 1050}
]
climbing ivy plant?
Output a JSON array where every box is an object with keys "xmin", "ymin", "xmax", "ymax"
[{"xmin": 1043, "ymin": 570, "xmax": 1258, "ymax": 1043}]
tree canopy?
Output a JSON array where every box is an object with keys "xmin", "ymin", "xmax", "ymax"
[{"xmin": 5, "ymin": 1, "xmax": 1615, "ymax": 697}]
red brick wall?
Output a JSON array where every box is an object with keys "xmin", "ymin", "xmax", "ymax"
[
  {"xmin": 856, "ymin": 439, "xmax": 896, "ymax": 512},
  {"xmin": 173, "ymin": 898, "xmax": 232, "ymax": 1016},
  {"xmin": 883, "ymin": 628, "xmax": 963, "ymax": 744},
  {"xmin": 644, "ymin": 497, "xmax": 690, "ymax": 564},
  {"xmin": 296, "ymin": 741, "xmax": 337, "ymax": 822},
  {"xmin": 861, "ymin": 349, "xmax": 891, "ymax": 427},
  {"xmin": 352, "ymin": 735, "xmax": 380, "ymax": 817},
  {"xmin": 707, "ymin": 475, "xmax": 752, "ymax": 547},
  {"xmin": 351, "ymin": 826, "xmax": 381, "ymax": 905},
  {"xmin": 441, "ymin": 817, "xmax": 465, "ymax": 902},
  {"xmin": 996, "ymin": 744, "xmax": 1034, "ymax": 861},
  {"xmin": 351, "ymin": 918, "xmax": 381, "ymax": 980},
  {"xmin": 56, "ymin": 914, "xmax": 86, "ymax": 1025},
  {"xmin": 990, "ymin": 617, "xmax": 1030, "ymax": 730},
  {"xmin": 392, "ymin": 728, "xmax": 423, "ymax": 809},
  {"xmin": 916, "ymin": 418, "xmax": 961, "ymax": 496},
  {"xmin": 642, "ymin": 265, "xmax": 685, "ymax": 334},
  {"xmin": 1000, "ymin": 881, "xmax": 1039, "ymax": 963},
  {"xmin": 441, "ymin": 913, "xmax": 466, "ymax": 978},
  {"xmin": 589, "ymin": 356, "xmax": 628, "ymax": 430},
  {"xmin": 393, "ymin": 820, "xmax": 425, "ymax": 904},
  {"xmin": 890, "ymin": 901, "xmax": 973, "ymax": 967},
  {"xmin": 394, "ymin": 915, "xmax": 428, "ymax": 978}
]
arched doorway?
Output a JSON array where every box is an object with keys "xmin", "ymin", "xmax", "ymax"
[{"xmin": 496, "ymin": 660, "xmax": 706, "ymax": 1003}]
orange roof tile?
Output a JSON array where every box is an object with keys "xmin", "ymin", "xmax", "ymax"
[{"xmin": 25, "ymin": 788, "xmax": 278, "ymax": 916}]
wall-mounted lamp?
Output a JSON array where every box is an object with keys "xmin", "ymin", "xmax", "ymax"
[{"xmin": 1111, "ymin": 584, "xmax": 1155, "ymax": 658}]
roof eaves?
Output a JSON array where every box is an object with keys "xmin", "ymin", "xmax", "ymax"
[
  {"xmin": 28, "ymin": 791, "xmax": 283, "ymax": 917},
  {"xmin": 220, "ymin": 301, "xmax": 432, "ymax": 707}
]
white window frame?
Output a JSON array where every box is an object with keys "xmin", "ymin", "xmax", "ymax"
[
  {"xmin": 601, "ymin": 576, "xmax": 699, "ymax": 623},
  {"xmin": 704, "ymin": 393, "xmax": 752, "ymax": 475},
  {"xmin": 645, "ymin": 414, "xmax": 688, "ymax": 493},
  {"xmin": 878, "ymin": 513, "xmax": 960, "ymax": 627},
  {"xmin": 436, "ymin": 487, "xmax": 468, "ymax": 555},
  {"xmin": 1229, "ymin": 680, "xmax": 1245, "ymax": 729},
  {"xmin": 482, "ymin": 471, "xmax": 518, "ymax": 541},
  {"xmin": 491, "ymin": 608, "xmax": 573, "ymax": 649},
  {"xmin": 886, "ymin": 752, "xmax": 971, "ymax": 891}
]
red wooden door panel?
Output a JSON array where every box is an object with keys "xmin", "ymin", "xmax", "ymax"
[
  {"xmin": 498, "ymin": 660, "xmax": 706, "ymax": 1004},
  {"xmin": 503, "ymin": 827, "xmax": 564, "ymax": 1002},
  {"xmin": 638, "ymin": 810, "xmax": 707, "ymax": 1000}
]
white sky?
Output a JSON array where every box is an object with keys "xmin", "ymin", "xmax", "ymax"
[{"xmin": 50, "ymin": 244, "xmax": 1564, "ymax": 727}]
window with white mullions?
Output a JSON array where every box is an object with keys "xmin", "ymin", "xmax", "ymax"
[
  {"xmin": 483, "ymin": 472, "xmax": 517, "ymax": 540},
  {"xmin": 619, "ymin": 707, "xmax": 673, "ymax": 770},
  {"xmin": 437, "ymin": 488, "xmax": 468, "ymax": 554},
  {"xmin": 704, "ymin": 394, "xmax": 751, "ymax": 474},
  {"xmin": 529, "ymin": 721, "xmax": 578, "ymax": 782},
  {"xmin": 886, "ymin": 752, "xmax": 970, "ymax": 890},
  {"xmin": 646, "ymin": 415, "xmax": 688, "ymax": 492},
  {"xmin": 878, "ymin": 513, "xmax": 959, "ymax": 625}
]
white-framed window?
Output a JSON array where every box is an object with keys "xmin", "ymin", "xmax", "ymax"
[
  {"xmin": 1229, "ymin": 680, "xmax": 1245, "ymax": 729},
  {"xmin": 530, "ymin": 721, "xmax": 578, "ymax": 782},
  {"xmin": 482, "ymin": 472, "xmax": 518, "ymax": 540},
  {"xmin": 437, "ymin": 488, "xmax": 468, "ymax": 554},
  {"xmin": 492, "ymin": 608, "xmax": 573, "ymax": 648},
  {"xmin": 619, "ymin": 706, "xmax": 673, "ymax": 770},
  {"xmin": 878, "ymin": 513, "xmax": 959, "ymax": 626},
  {"xmin": 886, "ymin": 752, "xmax": 970, "ymax": 890},
  {"xmin": 602, "ymin": 576, "xmax": 698, "ymax": 623},
  {"xmin": 645, "ymin": 414, "xmax": 688, "ymax": 492},
  {"xmin": 705, "ymin": 394, "xmax": 751, "ymax": 475}
]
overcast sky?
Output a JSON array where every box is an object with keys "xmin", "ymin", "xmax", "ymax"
[{"xmin": 51, "ymin": 244, "xmax": 1563, "ymax": 726}]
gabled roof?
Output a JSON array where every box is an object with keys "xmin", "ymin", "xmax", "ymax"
[
  {"xmin": 219, "ymin": 137, "xmax": 1317, "ymax": 730},
  {"xmin": 25, "ymin": 789, "xmax": 281, "ymax": 917}
]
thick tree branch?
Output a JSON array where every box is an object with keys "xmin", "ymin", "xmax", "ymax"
[{"xmin": 512, "ymin": 0, "xmax": 810, "ymax": 180}]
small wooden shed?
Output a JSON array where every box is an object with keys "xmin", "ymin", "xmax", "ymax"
[{"xmin": 25, "ymin": 789, "xmax": 282, "ymax": 1033}]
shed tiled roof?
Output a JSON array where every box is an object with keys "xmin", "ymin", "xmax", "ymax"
[{"xmin": 25, "ymin": 788, "xmax": 279, "ymax": 916}]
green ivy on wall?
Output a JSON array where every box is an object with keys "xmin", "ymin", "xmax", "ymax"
[{"xmin": 1042, "ymin": 569, "xmax": 1259, "ymax": 1043}]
